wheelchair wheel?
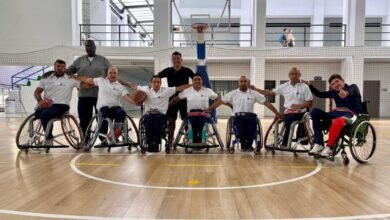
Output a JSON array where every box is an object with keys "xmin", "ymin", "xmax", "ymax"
[
  {"xmin": 61, "ymin": 115, "xmax": 83, "ymax": 150},
  {"xmin": 124, "ymin": 115, "xmax": 139, "ymax": 149},
  {"xmin": 16, "ymin": 114, "xmax": 45, "ymax": 149},
  {"xmin": 253, "ymin": 118, "xmax": 263, "ymax": 155},
  {"xmin": 302, "ymin": 113, "xmax": 314, "ymax": 147},
  {"xmin": 225, "ymin": 117, "xmax": 234, "ymax": 150},
  {"xmin": 138, "ymin": 116, "xmax": 147, "ymax": 153},
  {"xmin": 264, "ymin": 118, "xmax": 283, "ymax": 150},
  {"xmin": 83, "ymin": 115, "xmax": 100, "ymax": 151},
  {"xmin": 349, "ymin": 121, "xmax": 376, "ymax": 163}
]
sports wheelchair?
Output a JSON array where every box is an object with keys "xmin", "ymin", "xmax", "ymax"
[
  {"xmin": 16, "ymin": 112, "xmax": 83, "ymax": 153},
  {"xmin": 138, "ymin": 110, "xmax": 171, "ymax": 154},
  {"xmin": 308, "ymin": 104, "xmax": 376, "ymax": 166},
  {"xmin": 83, "ymin": 112, "xmax": 139, "ymax": 152},
  {"xmin": 173, "ymin": 111, "xmax": 224, "ymax": 153},
  {"xmin": 225, "ymin": 113, "xmax": 263, "ymax": 154},
  {"xmin": 264, "ymin": 112, "xmax": 313, "ymax": 154}
]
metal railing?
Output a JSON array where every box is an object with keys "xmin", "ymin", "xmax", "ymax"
[
  {"xmin": 365, "ymin": 23, "xmax": 390, "ymax": 46},
  {"xmin": 172, "ymin": 24, "xmax": 253, "ymax": 47},
  {"xmin": 79, "ymin": 24, "xmax": 154, "ymax": 47},
  {"xmin": 266, "ymin": 24, "xmax": 347, "ymax": 47},
  {"xmin": 11, "ymin": 66, "xmax": 50, "ymax": 89}
]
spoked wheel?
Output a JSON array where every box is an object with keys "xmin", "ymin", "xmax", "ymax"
[
  {"xmin": 253, "ymin": 118, "xmax": 263, "ymax": 155},
  {"xmin": 302, "ymin": 113, "xmax": 314, "ymax": 150},
  {"xmin": 209, "ymin": 118, "xmax": 224, "ymax": 150},
  {"xmin": 138, "ymin": 116, "xmax": 146, "ymax": 153},
  {"xmin": 83, "ymin": 115, "xmax": 100, "ymax": 151},
  {"xmin": 264, "ymin": 118, "xmax": 283, "ymax": 150},
  {"xmin": 16, "ymin": 114, "xmax": 45, "ymax": 150},
  {"xmin": 225, "ymin": 117, "xmax": 233, "ymax": 151},
  {"xmin": 61, "ymin": 115, "xmax": 83, "ymax": 150},
  {"xmin": 124, "ymin": 115, "xmax": 139, "ymax": 151},
  {"xmin": 349, "ymin": 121, "xmax": 376, "ymax": 163}
]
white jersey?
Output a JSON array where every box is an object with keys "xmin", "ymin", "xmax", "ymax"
[
  {"xmin": 273, "ymin": 81, "xmax": 313, "ymax": 113},
  {"xmin": 93, "ymin": 77, "xmax": 129, "ymax": 110},
  {"xmin": 137, "ymin": 85, "xmax": 176, "ymax": 114},
  {"xmin": 222, "ymin": 88, "xmax": 266, "ymax": 114},
  {"xmin": 178, "ymin": 87, "xmax": 218, "ymax": 111},
  {"xmin": 38, "ymin": 74, "xmax": 80, "ymax": 105}
]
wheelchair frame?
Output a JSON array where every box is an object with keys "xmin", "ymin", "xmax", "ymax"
[
  {"xmin": 83, "ymin": 112, "xmax": 139, "ymax": 152},
  {"xmin": 311, "ymin": 113, "xmax": 377, "ymax": 166},
  {"xmin": 16, "ymin": 113, "xmax": 83, "ymax": 153},
  {"xmin": 138, "ymin": 112, "xmax": 171, "ymax": 154},
  {"xmin": 225, "ymin": 116, "xmax": 263, "ymax": 154},
  {"xmin": 173, "ymin": 114, "xmax": 224, "ymax": 153},
  {"xmin": 264, "ymin": 112, "xmax": 313, "ymax": 154}
]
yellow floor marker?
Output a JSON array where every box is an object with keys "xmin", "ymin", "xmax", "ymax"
[{"xmin": 188, "ymin": 180, "xmax": 200, "ymax": 185}]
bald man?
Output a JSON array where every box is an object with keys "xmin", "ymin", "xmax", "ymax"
[
  {"xmin": 251, "ymin": 67, "xmax": 313, "ymax": 148},
  {"xmin": 207, "ymin": 76, "xmax": 281, "ymax": 151},
  {"xmin": 71, "ymin": 66, "xmax": 135, "ymax": 145}
]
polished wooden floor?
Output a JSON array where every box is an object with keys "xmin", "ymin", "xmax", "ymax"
[{"xmin": 0, "ymin": 116, "xmax": 389, "ymax": 220}]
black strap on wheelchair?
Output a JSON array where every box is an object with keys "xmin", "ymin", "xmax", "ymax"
[{"xmin": 234, "ymin": 112, "xmax": 257, "ymax": 119}]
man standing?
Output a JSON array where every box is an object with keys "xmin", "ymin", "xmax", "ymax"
[
  {"xmin": 158, "ymin": 51, "xmax": 194, "ymax": 142},
  {"xmin": 67, "ymin": 40, "xmax": 111, "ymax": 136}
]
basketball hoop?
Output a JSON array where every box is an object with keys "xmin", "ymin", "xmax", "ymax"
[{"xmin": 191, "ymin": 23, "xmax": 209, "ymax": 33}]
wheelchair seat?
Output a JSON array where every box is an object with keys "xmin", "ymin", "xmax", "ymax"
[
  {"xmin": 174, "ymin": 111, "xmax": 224, "ymax": 153},
  {"xmin": 139, "ymin": 111, "xmax": 170, "ymax": 153},
  {"xmin": 16, "ymin": 112, "xmax": 83, "ymax": 153},
  {"xmin": 226, "ymin": 113, "xmax": 263, "ymax": 154},
  {"xmin": 83, "ymin": 112, "xmax": 139, "ymax": 152}
]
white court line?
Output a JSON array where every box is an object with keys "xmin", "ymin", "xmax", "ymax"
[
  {"xmin": 70, "ymin": 154, "xmax": 322, "ymax": 190},
  {"xmin": 0, "ymin": 209, "xmax": 389, "ymax": 220}
]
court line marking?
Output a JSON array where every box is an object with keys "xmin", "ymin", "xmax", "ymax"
[
  {"xmin": 70, "ymin": 154, "xmax": 322, "ymax": 190},
  {"xmin": 0, "ymin": 209, "xmax": 389, "ymax": 220},
  {"xmin": 75, "ymin": 163, "xmax": 120, "ymax": 167},
  {"xmin": 168, "ymin": 164, "xmax": 222, "ymax": 167}
]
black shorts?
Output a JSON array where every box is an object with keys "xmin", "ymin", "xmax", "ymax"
[{"xmin": 167, "ymin": 99, "xmax": 187, "ymax": 120}]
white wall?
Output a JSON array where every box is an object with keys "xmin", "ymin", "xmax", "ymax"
[
  {"xmin": 0, "ymin": 0, "xmax": 73, "ymax": 53},
  {"xmin": 364, "ymin": 62, "xmax": 390, "ymax": 117}
]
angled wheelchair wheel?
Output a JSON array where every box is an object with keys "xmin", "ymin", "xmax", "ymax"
[
  {"xmin": 349, "ymin": 121, "xmax": 376, "ymax": 163},
  {"xmin": 138, "ymin": 116, "xmax": 147, "ymax": 153},
  {"xmin": 253, "ymin": 118, "xmax": 263, "ymax": 154},
  {"xmin": 16, "ymin": 114, "xmax": 45, "ymax": 149},
  {"xmin": 264, "ymin": 118, "xmax": 283, "ymax": 150},
  {"xmin": 61, "ymin": 115, "xmax": 83, "ymax": 150},
  {"xmin": 225, "ymin": 117, "xmax": 234, "ymax": 150},
  {"xmin": 83, "ymin": 115, "xmax": 100, "ymax": 151},
  {"xmin": 124, "ymin": 115, "xmax": 139, "ymax": 149}
]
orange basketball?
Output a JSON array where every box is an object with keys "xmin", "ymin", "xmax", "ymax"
[{"xmin": 133, "ymin": 90, "xmax": 147, "ymax": 106}]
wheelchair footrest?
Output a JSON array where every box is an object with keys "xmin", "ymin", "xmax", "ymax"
[
  {"xmin": 265, "ymin": 145, "xmax": 310, "ymax": 153},
  {"xmin": 95, "ymin": 143, "xmax": 138, "ymax": 148},
  {"xmin": 177, "ymin": 143, "xmax": 219, "ymax": 148},
  {"xmin": 19, "ymin": 145, "xmax": 68, "ymax": 149}
]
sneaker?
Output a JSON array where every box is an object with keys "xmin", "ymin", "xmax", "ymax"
[
  {"xmin": 320, "ymin": 146, "xmax": 333, "ymax": 157},
  {"xmin": 43, "ymin": 138, "xmax": 54, "ymax": 146},
  {"xmin": 114, "ymin": 128, "xmax": 122, "ymax": 138},
  {"xmin": 107, "ymin": 128, "xmax": 122, "ymax": 140},
  {"xmin": 309, "ymin": 144, "xmax": 324, "ymax": 155}
]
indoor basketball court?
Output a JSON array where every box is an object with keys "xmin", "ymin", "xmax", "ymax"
[{"xmin": 0, "ymin": 0, "xmax": 390, "ymax": 219}]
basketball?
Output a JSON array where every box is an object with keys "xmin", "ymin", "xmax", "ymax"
[{"xmin": 133, "ymin": 90, "xmax": 147, "ymax": 106}]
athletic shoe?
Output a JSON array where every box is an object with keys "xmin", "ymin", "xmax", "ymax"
[
  {"xmin": 43, "ymin": 138, "xmax": 53, "ymax": 146},
  {"xmin": 320, "ymin": 146, "xmax": 333, "ymax": 157},
  {"xmin": 309, "ymin": 144, "xmax": 324, "ymax": 155}
]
